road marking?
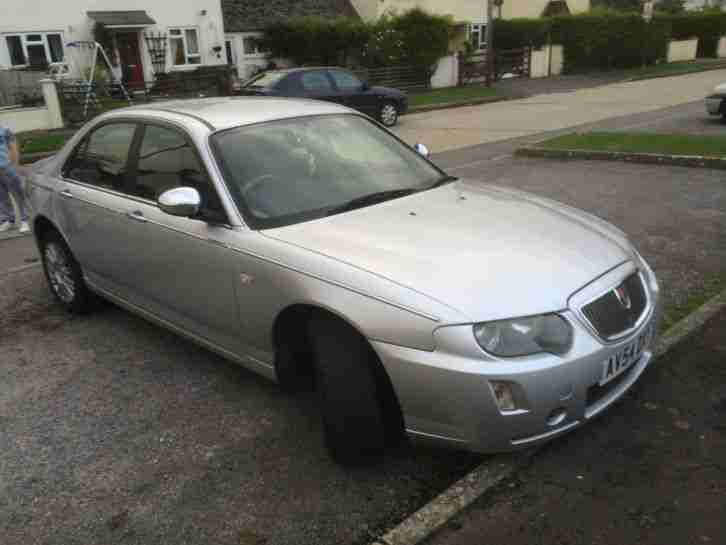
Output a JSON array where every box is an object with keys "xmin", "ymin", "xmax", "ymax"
[{"xmin": 369, "ymin": 285, "xmax": 726, "ymax": 545}]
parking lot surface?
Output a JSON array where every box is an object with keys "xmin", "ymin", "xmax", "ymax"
[
  {"xmin": 2, "ymin": 100, "xmax": 726, "ymax": 544},
  {"xmin": 427, "ymin": 308, "xmax": 726, "ymax": 545}
]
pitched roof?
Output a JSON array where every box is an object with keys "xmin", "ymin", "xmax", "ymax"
[{"xmin": 222, "ymin": 0, "xmax": 359, "ymax": 32}]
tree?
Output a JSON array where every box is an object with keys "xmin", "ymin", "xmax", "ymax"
[
  {"xmin": 656, "ymin": 0, "xmax": 686, "ymax": 13},
  {"xmin": 591, "ymin": 0, "xmax": 641, "ymax": 10}
]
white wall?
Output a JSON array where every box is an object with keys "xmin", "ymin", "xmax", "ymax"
[
  {"xmin": 0, "ymin": 106, "xmax": 54, "ymax": 132},
  {"xmin": 667, "ymin": 39, "xmax": 698, "ymax": 63},
  {"xmin": 530, "ymin": 45, "xmax": 564, "ymax": 78},
  {"xmin": 718, "ymin": 37, "xmax": 726, "ymax": 58},
  {"xmin": 0, "ymin": 0, "xmax": 226, "ymax": 79},
  {"xmin": 430, "ymin": 54, "xmax": 458, "ymax": 88}
]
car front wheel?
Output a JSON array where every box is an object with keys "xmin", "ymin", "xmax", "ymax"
[
  {"xmin": 40, "ymin": 230, "xmax": 95, "ymax": 313},
  {"xmin": 308, "ymin": 315, "xmax": 387, "ymax": 464},
  {"xmin": 379, "ymin": 101, "xmax": 399, "ymax": 127}
]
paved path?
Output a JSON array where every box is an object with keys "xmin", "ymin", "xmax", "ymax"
[{"xmin": 395, "ymin": 69, "xmax": 726, "ymax": 152}]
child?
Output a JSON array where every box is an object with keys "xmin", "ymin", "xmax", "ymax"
[{"xmin": 0, "ymin": 125, "xmax": 29, "ymax": 233}]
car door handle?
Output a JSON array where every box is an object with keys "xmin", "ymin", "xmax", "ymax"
[
  {"xmin": 126, "ymin": 210, "xmax": 149, "ymax": 223},
  {"xmin": 59, "ymin": 189, "xmax": 74, "ymax": 199}
]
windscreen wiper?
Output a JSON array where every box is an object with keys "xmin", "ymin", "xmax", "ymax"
[
  {"xmin": 428, "ymin": 175, "xmax": 458, "ymax": 189},
  {"xmin": 327, "ymin": 188, "xmax": 418, "ymax": 216}
]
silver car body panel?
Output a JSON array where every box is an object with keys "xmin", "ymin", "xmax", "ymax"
[{"xmin": 27, "ymin": 99, "xmax": 661, "ymax": 453}]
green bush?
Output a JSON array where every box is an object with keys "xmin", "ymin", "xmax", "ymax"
[
  {"xmin": 259, "ymin": 9, "xmax": 451, "ymax": 75},
  {"xmin": 551, "ymin": 10, "xmax": 670, "ymax": 72},
  {"xmin": 656, "ymin": 12, "xmax": 726, "ymax": 57},
  {"xmin": 492, "ymin": 18, "xmax": 552, "ymax": 50}
]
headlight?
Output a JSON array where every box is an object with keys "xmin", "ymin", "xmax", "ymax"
[{"xmin": 473, "ymin": 314, "xmax": 573, "ymax": 357}]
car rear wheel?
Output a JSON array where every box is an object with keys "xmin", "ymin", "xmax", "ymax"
[
  {"xmin": 308, "ymin": 315, "xmax": 387, "ymax": 464},
  {"xmin": 40, "ymin": 231, "xmax": 95, "ymax": 314},
  {"xmin": 379, "ymin": 101, "xmax": 399, "ymax": 127}
]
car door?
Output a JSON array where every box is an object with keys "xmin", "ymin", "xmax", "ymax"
[
  {"xmin": 327, "ymin": 69, "xmax": 379, "ymax": 117},
  {"xmin": 118, "ymin": 122, "xmax": 242, "ymax": 348},
  {"xmin": 57, "ymin": 121, "xmax": 144, "ymax": 299}
]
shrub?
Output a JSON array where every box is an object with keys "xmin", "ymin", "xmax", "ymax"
[
  {"xmin": 259, "ymin": 8, "xmax": 451, "ymax": 75},
  {"xmin": 258, "ymin": 17, "xmax": 370, "ymax": 66},
  {"xmin": 492, "ymin": 18, "xmax": 552, "ymax": 50},
  {"xmin": 656, "ymin": 12, "xmax": 726, "ymax": 57},
  {"xmin": 551, "ymin": 10, "xmax": 670, "ymax": 72}
]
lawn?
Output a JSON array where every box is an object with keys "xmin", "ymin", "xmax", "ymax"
[
  {"xmin": 539, "ymin": 132, "xmax": 726, "ymax": 158},
  {"xmin": 18, "ymin": 131, "xmax": 72, "ymax": 155},
  {"xmin": 409, "ymin": 86, "xmax": 498, "ymax": 108},
  {"xmin": 620, "ymin": 59, "xmax": 726, "ymax": 81}
]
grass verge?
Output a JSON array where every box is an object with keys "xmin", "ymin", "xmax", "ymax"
[
  {"xmin": 619, "ymin": 59, "xmax": 726, "ymax": 81},
  {"xmin": 538, "ymin": 132, "xmax": 726, "ymax": 158},
  {"xmin": 18, "ymin": 131, "xmax": 72, "ymax": 155},
  {"xmin": 662, "ymin": 274, "xmax": 726, "ymax": 331},
  {"xmin": 409, "ymin": 86, "xmax": 497, "ymax": 108}
]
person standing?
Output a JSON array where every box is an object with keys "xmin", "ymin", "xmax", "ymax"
[{"xmin": 0, "ymin": 125, "xmax": 29, "ymax": 233}]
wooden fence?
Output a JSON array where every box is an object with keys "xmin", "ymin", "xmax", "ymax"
[{"xmin": 355, "ymin": 65, "xmax": 430, "ymax": 93}]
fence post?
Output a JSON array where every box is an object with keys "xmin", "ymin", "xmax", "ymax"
[{"xmin": 40, "ymin": 79, "xmax": 64, "ymax": 129}]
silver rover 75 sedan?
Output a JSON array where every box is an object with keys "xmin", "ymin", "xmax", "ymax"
[{"xmin": 27, "ymin": 98, "xmax": 661, "ymax": 464}]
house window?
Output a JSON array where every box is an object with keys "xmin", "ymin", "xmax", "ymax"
[
  {"xmin": 470, "ymin": 24, "xmax": 487, "ymax": 50},
  {"xmin": 169, "ymin": 28, "xmax": 201, "ymax": 66},
  {"xmin": 4, "ymin": 32, "xmax": 64, "ymax": 68}
]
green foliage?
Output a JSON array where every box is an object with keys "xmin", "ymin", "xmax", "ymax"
[
  {"xmin": 656, "ymin": 11, "xmax": 726, "ymax": 57},
  {"xmin": 550, "ymin": 10, "xmax": 671, "ymax": 72},
  {"xmin": 492, "ymin": 18, "xmax": 552, "ymax": 50},
  {"xmin": 257, "ymin": 17, "xmax": 369, "ymax": 66},
  {"xmin": 656, "ymin": 0, "xmax": 686, "ymax": 14},
  {"xmin": 259, "ymin": 8, "xmax": 451, "ymax": 74}
]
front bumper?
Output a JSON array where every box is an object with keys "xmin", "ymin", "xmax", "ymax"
[
  {"xmin": 372, "ymin": 263, "xmax": 662, "ymax": 453},
  {"xmin": 706, "ymin": 95, "xmax": 724, "ymax": 115}
]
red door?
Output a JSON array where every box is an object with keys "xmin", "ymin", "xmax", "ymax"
[{"xmin": 116, "ymin": 32, "xmax": 144, "ymax": 88}]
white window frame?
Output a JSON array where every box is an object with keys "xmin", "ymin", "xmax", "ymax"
[
  {"xmin": 469, "ymin": 23, "xmax": 487, "ymax": 51},
  {"xmin": 241, "ymin": 32, "xmax": 266, "ymax": 59},
  {"xmin": 168, "ymin": 27, "xmax": 202, "ymax": 67},
  {"xmin": 4, "ymin": 31, "xmax": 64, "ymax": 68}
]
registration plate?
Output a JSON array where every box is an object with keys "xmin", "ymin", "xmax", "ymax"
[{"xmin": 600, "ymin": 325, "xmax": 652, "ymax": 386}]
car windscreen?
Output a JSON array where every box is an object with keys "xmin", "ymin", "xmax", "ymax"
[
  {"xmin": 244, "ymin": 71, "xmax": 287, "ymax": 88},
  {"xmin": 211, "ymin": 115, "xmax": 446, "ymax": 229}
]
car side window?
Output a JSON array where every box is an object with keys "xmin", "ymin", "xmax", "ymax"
[
  {"xmin": 63, "ymin": 123, "xmax": 137, "ymax": 192},
  {"xmin": 300, "ymin": 71, "xmax": 333, "ymax": 93},
  {"xmin": 132, "ymin": 124, "xmax": 225, "ymax": 216},
  {"xmin": 329, "ymin": 70, "xmax": 363, "ymax": 91}
]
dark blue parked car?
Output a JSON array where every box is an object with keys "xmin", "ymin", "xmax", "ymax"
[{"xmin": 240, "ymin": 67, "xmax": 408, "ymax": 127}]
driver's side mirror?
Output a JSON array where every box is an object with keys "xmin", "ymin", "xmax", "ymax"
[
  {"xmin": 414, "ymin": 143, "xmax": 430, "ymax": 158},
  {"xmin": 158, "ymin": 187, "xmax": 201, "ymax": 217},
  {"xmin": 361, "ymin": 80, "xmax": 370, "ymax": 91}
]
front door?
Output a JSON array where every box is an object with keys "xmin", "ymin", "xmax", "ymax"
[
  {"xmin": 116, "ymin": 32, "xmax": 144, "ymax": 87},
  {"xmin": 327, "ymin": 69, "xmax": 379, "ymax": 117}
]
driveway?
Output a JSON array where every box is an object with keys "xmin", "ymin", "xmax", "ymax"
[{"xmin": 395, "ymin": 69, "xmax": 726, "ymax": 152}]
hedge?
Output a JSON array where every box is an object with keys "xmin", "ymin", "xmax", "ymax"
[
  {"xmin": 552, "ymin": 11, "xmax": 671, "ymax": 72},
  {"xmin": 258, "ymin": 9, "xmax": 452, "ymax": 76},
  {"xmin": 492, "ymin": 18, "xmax": 551, "ymax": 50},
  {"xmin": 655, "ymin": 12, "xmax": 726, "ymax": 57}
]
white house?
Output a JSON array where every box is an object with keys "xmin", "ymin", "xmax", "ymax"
[{"xmin": 0, "ymin": 1, "xmax": 227, "ymax": 85}]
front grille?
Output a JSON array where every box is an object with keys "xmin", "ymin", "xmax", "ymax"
[{"xmin": 582, "ymin": 273, "xmax": 647, "ymax": 340}]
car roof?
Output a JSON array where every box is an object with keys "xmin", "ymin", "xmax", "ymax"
[{"xmin": 106, "ymin": 96, "xmax": 353, "ymax": 131}]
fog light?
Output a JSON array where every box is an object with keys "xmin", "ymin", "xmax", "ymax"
[{"xmin": 490, "ymin": 381, "xmax": 516, "ymax": 412}]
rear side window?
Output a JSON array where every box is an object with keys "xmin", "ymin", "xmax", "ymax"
[
  {"xmin": 329, "ymin": 70, "xmax": 363, "ymax": 91},
  {"xmin": 300, "ymin": 71, "xmax": 333, "ymax": 93},
  {"xmin": 131, "ymin": 124, "xmax": 225, "ymax": 214},
  {"xmin": 64, "ymin": 123, "xmax": 136, "ymax": 191}
]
